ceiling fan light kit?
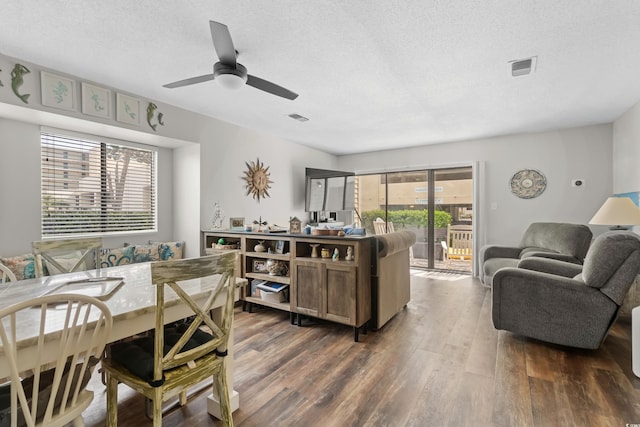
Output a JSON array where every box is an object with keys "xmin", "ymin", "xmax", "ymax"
[{"xmin": 214, "ymin": 63, "xmax": 247, "ymax": 90}]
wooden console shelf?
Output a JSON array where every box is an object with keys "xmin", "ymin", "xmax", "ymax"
[{"xmin": 201, "ymin": 230, "xmax": 372, "ymax": 341}]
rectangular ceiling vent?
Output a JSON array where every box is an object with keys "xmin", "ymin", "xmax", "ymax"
[
  {"xmin": 509, "ymin": 56, "xmax": 537, "ymax": 77},
  {"xmin": 288, "ymin": 113, "xmax": 309, "ymax": 122}
]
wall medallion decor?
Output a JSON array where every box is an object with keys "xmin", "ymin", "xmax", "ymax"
[
  {"xmin": 510, "ymin": 169, "xmax": 547, "ymax": 199},
  {"xmin": 243, "ymin": 158, "xmax": 272, "ymax": 202}
]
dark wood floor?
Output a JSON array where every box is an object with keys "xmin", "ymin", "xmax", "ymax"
[{"xmin": 84, "ymin": 271, "xmax": 640, "ymax": 426}]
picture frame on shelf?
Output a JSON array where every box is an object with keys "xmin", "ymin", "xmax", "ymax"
[
  {"xmin": 116, "ymin": 93, "xmax": 140, "ymax": 125},
  {"xmin": 41, "ymin": 71, "xmax": 75, "ymax": 111},
  {"xmin": 253, "ymin": 260, "xmax": 267, "ymax": 273},
  {"xmin": 230, "ymin": 217, "xmax": 245, "ymax": 231},
  {"xmin": 81, "ymin": 82, "xmax": 111, "ymax": 118},
  {"xmin": 275, "ymin": 240, "xmax": 285, "ymax": 254}
]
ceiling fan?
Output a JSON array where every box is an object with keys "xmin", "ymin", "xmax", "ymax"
[{"xmin": 163, "ymin": 20, "xmax": 298, "ymax": 100}]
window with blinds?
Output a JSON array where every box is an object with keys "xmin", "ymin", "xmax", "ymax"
[{"xmin": 41, "ymin": 131, "xmax": 157, "ymax": 237}]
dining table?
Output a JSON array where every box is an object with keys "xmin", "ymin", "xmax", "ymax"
[{"xmin": 0, "ymin": 261, "xmax": 247, "ymax": 419}]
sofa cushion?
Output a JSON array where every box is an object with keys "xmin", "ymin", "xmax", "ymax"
[
  {"xmin": 519, "ymin": 247, "xmax": 559, "ymax": 258},
  {"xmin": 0, "ymin": 254, "xmax": 36, "ymax": 281}
]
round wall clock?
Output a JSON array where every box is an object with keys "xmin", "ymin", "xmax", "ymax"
[
  {"xmin": 243, "ymin": 158, "xmax": 272, "ymax": 202},
  {"xmin": 510, "ymin": 169, "xmax": 547, "ymax": 199}
]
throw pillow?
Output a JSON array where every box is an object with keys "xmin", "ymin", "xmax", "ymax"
[
  {"xmin": 152, "ymin": 241, "xmax": 184, "ymax": 260},
  {"xmin": 0, "ymin": 254, "xmax": 36, "ymax": 281},
  {"xmin": 100, "ymin": 246, "xmax": 135, "ymax": 268}
]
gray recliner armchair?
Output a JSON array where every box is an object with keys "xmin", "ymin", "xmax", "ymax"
[
  {"xmin": 491, "ymin": 231, "xmax": 640, "ymax": 349},
  {"xmin": 480, "ymin": 222, "xmax": 593, "ymax": 286}
]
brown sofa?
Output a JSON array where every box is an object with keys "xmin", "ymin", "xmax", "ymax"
[{"xmin": 371, "ymin": 231, "xmax": 416, "ymax": 329}]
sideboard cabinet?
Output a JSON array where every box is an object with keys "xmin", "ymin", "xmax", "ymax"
[{"xmin": 201, "ymin": 230, "xmax": 372, "ymax": 341}]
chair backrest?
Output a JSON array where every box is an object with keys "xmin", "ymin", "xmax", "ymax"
[
  {"xmin": 519, "ymin": 222, "xmax": 592, "ymax": 261},
  {"xmin": 447, "ymin": 224, "xmax": 473, "ymax": 258},
  {"xmin": 0, "ymin": 263, "xmax": 17, "ymax": 283},
  {"xmin": 581, "ymin": 231, "xmax": 640, "ymax": 304},
  {"xmin": 0, "ymin": 294, "xmax": 112, "ymax": 426},
  {"xmin": 32, "ymin": 238, "xmax": 102, "ymax": 278},
  {"xmin": 373, "ymin": 218, "xmax": 395, "ymax": 235},
  {"xmin": 150, "ymin": 253, "xmax": 237, "ymax": 382}
]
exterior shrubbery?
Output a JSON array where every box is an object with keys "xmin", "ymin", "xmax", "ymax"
[{"xmin": 361, "ymin": 209, "xmax": 452, "ymax": 234}]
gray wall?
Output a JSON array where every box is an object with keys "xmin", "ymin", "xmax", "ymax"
[{"xmin": 337, "ymin": 124, "xmax": 613, "ymax": 249}]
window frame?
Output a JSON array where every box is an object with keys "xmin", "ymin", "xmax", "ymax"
[{"xmin": 40, "ymin": 127, "xmax": 158, "ymax": 238}]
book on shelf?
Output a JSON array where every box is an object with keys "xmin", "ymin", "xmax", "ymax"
[{"xmin": 256, "ymin": 282, "xmax": 289, "ymax": 293}]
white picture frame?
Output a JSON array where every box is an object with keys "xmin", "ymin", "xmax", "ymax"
[
  {"xmin": 41, "ymin": 71, "xmax": 75, "ymax": 111},
  {"xmin": 116, "ymin": 93, "xmax": 140, "ymax": 125},
  {"xmin": 81, "ymin": 82, "xmax": 112, "ymax": 118}
]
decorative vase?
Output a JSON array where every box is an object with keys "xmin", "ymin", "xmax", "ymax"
[
  {"xmin": 266, "ymin": 259, "xmax": 285, "ymax": 276},
  {"xmin": 310, "ymin": 244, "xmax": 320, "ymax": 258},
  {"xmin": 254, "ymin": 241, "xmax": 266, "ymax": 252}
]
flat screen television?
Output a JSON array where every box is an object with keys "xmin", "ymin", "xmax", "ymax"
[{"xmin": 305, "ymin": 168, "xmax": 355, "ymax": 212}]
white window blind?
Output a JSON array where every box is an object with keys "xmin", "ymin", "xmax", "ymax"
[{"xmin": 41, "ymin": 131, "xmax": 156, "ymax": 237}]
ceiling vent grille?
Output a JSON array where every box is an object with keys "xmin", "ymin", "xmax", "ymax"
[
  {"xmin": 288, "ymin": 113, "xmax": 309, "ymax": 122},
  {"xmin": 510, "ymin": 56, "xmax": 537, "ymax": 77}
]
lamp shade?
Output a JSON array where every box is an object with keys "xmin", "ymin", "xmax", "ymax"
[{"xmin": 589, "ymin": 197, "xmax": 640, "ymax": 227}]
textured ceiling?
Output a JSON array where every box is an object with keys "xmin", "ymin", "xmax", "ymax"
[{"xmin": 1, "ymin": 1, "xmax": 640, "ymax": 155}]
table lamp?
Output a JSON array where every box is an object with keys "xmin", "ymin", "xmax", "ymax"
[{"xmin": 589, "ymin": 197, "xmax": 640, "ymax": 230}]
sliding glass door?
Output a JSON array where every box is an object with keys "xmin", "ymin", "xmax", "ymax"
[{"xmin": 355, "ymin": 166, "xmax": 473, "ymax": 272}]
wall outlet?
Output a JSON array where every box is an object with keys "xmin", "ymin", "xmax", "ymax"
[{"xmin": 571, "ymin": 179, "xmax": 585, "ymax": 187}]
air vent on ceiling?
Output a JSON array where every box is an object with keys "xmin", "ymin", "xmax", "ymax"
[
  {"xmin": 288, "ymin": 113, "xmax": 309, "ymax": 122},
  {"xmin": 509, "ymin": 56, "xmax": 537, "ymax": 77}
]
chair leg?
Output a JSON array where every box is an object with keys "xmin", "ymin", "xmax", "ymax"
[
  {"xmin": 153, "ymin": 390, "xmax": 163, "ymax": 427},
  {"xmin": 72, "ymin": 416, "xmax": 85, "ymax": 427},
  {"xmin": 179, "ymin": 390, "xmax": 187, "ymax": 406},
  {"xmin": 106, "ymin": 374, "xmax": 118, "ymax": 427},
  {"xmin": 214, "ymin": 363, "xmax": 234, "ymax": 427}
]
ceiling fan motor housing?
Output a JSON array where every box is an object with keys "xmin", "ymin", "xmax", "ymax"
[{"xmin": 214, "ymin": 62, "xmax": 248, "ymax": 82}]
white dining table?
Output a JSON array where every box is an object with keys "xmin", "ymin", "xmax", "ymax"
[{"xmin": 0, "ymin": 262, "xmax": 246, "ymax": 419}]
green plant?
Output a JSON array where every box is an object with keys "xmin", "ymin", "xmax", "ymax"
[{"xmin": 360, "ymin": 209, "xmax": 452, "ymax": 234}]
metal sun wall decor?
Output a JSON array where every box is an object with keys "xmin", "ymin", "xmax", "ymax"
[
  {"xmin": 510, "ymin": 168, "xmax": 547, "ymax": 199},
  {"xmin": 243, "ymin": 158, "xmax": 273, "ymax": 202},
  {"xmin": 11, "ymin": 63, "xmax": 30, "ymax": 104}
]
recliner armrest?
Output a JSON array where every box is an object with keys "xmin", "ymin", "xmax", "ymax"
[
  {"xmin": 517, "ymin": 256, "xmax": 583, "ymax": 278},
  {"xmin": 480, "ymin": 245, "xmax": 522, "ymax": 262}
]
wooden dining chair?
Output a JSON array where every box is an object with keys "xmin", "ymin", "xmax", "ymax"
[
  {"xmin": 102, "ymin": 252, "xmax": 237, "ymax": 427},
  {"xmin": 32, "ymin": 238, "xmax": 102, "ymax": 278},
  {"xmin": 0, "ymin": 263, "xmax": 17, "ymax": 283},
  {"xmin": 0, "ymin": 293, "xmax": 112, "ymax": 427}
]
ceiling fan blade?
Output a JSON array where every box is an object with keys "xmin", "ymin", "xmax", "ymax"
[
  {"xmin": 246, "ymin": 75, "xmax": 298, "ymax": 100},
  {"xmin": 163, "ymin": 74, "xmax": 215, "ymax": 89},
  {"xmin": 210, "ymin": 20, "xmax": 237, "ymax": 67}
]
